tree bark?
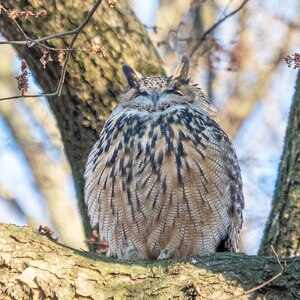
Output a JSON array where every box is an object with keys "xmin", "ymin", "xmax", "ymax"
[
  {"xmin": 0, "ymin": 223, "xmax": 299, "ymax": 300},
  {"xmin": 0, "ymin": 0, "xmax": 164, "ymax": 240},
  {"xmin": 259, "ymin": 71, "xmax": 300, "ymax": 257}
]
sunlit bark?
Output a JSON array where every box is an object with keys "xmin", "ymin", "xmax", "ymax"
[{"xmin": 259, "ymin": 71, "xmax": 300, "ymax": 257}]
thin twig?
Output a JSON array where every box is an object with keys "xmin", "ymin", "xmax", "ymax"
[
  {"xmin": 0, "ymin": 93, "xmax": 57, "ymax": 101},
  {"xmin": 218, "ymin": 0, "xmax": 235, "ymax": 20},
  {"xmin": 56, "ymin": 0, "xmax": 103, "ymax": 96},
  {"xmin": 0, "ymin": 0, "xmax": 103, "ymax": 101},
  {"xmin": 143, "ymin": 24, "xmax": 162, "ymax": 33},
  {"xmin": 270, "ymin": 245, "xmax": 285, "ymax": 271},
  {"xmin": 190, "ymin": 0, "xmax": 250, "ymax": 57},
  {"xmin": 1, "ymin": 36, "xmax": 77, "ymax": 52},
  {"xmin": 0, "ymin": 16, "xmax": 96, "ymax": 47}
]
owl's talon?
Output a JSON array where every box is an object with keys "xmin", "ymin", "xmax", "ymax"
[{"xmin": 158, "ymin": 249, "xmax": 172, "ymax": 260}]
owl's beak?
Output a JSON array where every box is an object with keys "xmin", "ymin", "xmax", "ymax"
[{"xmin": 151, "ymin": 92, "xmax": 160, "ymax": 104}]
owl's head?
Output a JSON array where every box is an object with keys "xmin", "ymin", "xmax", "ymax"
[{"xmin": 120, "ymin": 55, "xmax": 203, "ymax": 112}]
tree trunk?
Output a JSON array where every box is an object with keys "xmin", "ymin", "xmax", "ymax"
[
  {"xmin": 0, "ymin": 0, "xmax": 164, "ymax": 240},
  {"xmin": 259, "ymin": 72, "xmax": 300, "ymax": 257},
  {"xmin": 0, "ymin": 222, "xmax": 299, "ymax": 300}
]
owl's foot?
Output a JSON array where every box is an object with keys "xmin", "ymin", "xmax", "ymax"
[{"xmin": 157, "ymin": 248, "xmax": 173, "ymax": 260}]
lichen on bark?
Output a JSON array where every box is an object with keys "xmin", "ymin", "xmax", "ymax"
[{"xmin": 0, "ymin": 223, "xmax": 300, "ymax": 299}]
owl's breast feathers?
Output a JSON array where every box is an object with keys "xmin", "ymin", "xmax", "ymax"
[{"xmin": 84, "ymin": 106, "xmax": 244, "ymax": 259}]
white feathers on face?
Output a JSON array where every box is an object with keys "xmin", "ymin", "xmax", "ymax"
[
  {"xmin": 119, "ymin": 55, "xmax": 195, "ymax": 112},
  {"xmin": 119, "ymin": 55, "xmax": 194, "ymax": 113}
]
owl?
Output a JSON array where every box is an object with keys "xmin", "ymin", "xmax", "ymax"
[{"xmin": 84, "ymin": 55, "xmax": 244, "ymax": 260}]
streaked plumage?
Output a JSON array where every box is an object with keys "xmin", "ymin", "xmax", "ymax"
[{"xmin": 84, "ymin": 55, "xmax": 244, "ymax": 260}]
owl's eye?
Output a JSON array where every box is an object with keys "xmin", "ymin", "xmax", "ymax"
[
  {"xmin": 134, "ymin": 91, "xmax": 148, "ymax": 98},
  {"xmin": 166, "ymin": 89, "xmax": 183, "ymax": 96}
]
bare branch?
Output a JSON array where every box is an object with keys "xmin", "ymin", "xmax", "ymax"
[
  {"xmin": 0, "ymin": 6, "xmax": 97, "ymax": 48},
  {"xmin": 0, "ymin": 0, "xmax": 103, "ymax": 101},
  {"xmin": 0, "ymin": 93, "xmax": 56, "ymax": 101},
  {"xmin": 156, "ymin": 0, "xmax": 249, "ymax": 57}
]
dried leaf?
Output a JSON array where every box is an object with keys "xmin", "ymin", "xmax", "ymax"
[
  {"xmin": 9, "ymin": 9, "xmax": 19, "ymax": 20},
  {"xmin": 293, "ymin": 53, "xmax": 300, "ymax": 69},
  {"xmin": 284, "ymin": 55, "xmax": 292, "ymax": 68},
  {"xmin": 284, "ymin": 53, "xmax": 300, "ymax": 69},
  {"xmin": 86, "ymin": 229, "xmax": 109, "ymax": 253},
  {"xmin": 15, "ymin": 59, "xmax": 29, "ymax": 96},
  {"xmin": 58, "ymin": 51, "xmax": 66, "ymax": 66},
  {"xmin": 36, "ymin": 10, "xmax": 47, "ymax": 18},
  {"xmin": 40, "ymin": 51, "xmax": 53, "ymax": 68},
  {"xmin": 108, "ymin": 0, "xmax": 117, "ymax": 8},
  {"xmin": 37, "ymin": 225, "xmax": 58, "ymax": 241},
  {"xmin": 19, "ymin": 10, "xmax": 34, "ymax": 20},
  {"xmin": 89, "ymin": 45, "xmax": 107, "ymax": 58},
  {"xmin": 8, "ymin": 8, "xmax": 47, "ymax": 20},
  {"xmin": 21, "ymin": 59, "xmax": 28, "ymax": 72}
]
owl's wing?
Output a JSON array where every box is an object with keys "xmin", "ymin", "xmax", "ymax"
[
  {"xmin": 84, "ymin": 112, "xmax": 122, "ymax": 230},
  {"xmin": 128, "ymin": 107, "xmax": 244, "ymax": 255},
  {"xmin": 214, "ymin": 130, "xmax": 244, "ymax": 252},
  {"xmin": 84, "ymin": 112, "xmax": 154, "ymax": 258},
  {"xmin": 181, "ymin": 108, "xmax": 244, "ymax": 252},
  {"xmin": 84, "ymin": 138, "xmax": 102, "ymax": 229},
  {"xmin": 133, "ymin": 107, "xmax": 244, "ymax": 254}
]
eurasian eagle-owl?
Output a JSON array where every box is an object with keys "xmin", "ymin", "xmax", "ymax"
[{"xmin": 84, "ymin": 55, "xmax": 244, "ymax": 260}]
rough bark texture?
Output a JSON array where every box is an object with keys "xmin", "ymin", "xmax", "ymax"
[
  {"xmin": 0, "ymin": 0, "xmax": 164, "ymax": 239},
  {"xmin": 259, "ymin": 72, "xmax": 300, "ymax": 257},
  {"xmin": 0, "ymin": 223, "xmax": 300, "ymax": 300}
]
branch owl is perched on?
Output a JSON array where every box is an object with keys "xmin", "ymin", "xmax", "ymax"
[{"xmin": 84, "ymin": 55, "xmax": 244, "ymax": 260}]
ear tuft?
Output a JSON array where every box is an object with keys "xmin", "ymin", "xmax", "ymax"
[
  {"xmin": 122, "ymin": 64, "xmax": 143, "ymax": 88},
  {"xmin": 173, "ymin": 54, "xmax": 190, "ymax": 81}
]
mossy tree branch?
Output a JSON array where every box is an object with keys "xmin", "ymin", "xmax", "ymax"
[{"xmin": 0, "ymin": 223, "xmax": 300, "ymax": 299}]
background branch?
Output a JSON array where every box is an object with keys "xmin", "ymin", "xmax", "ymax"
[{"xmin": 189, "ymin": 0, "xmax": 250, "ymax": 57}]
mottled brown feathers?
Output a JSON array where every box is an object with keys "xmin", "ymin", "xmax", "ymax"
[{"xmin": 84, "ymin": 55, "xmax": 244, "ymax": 260}]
